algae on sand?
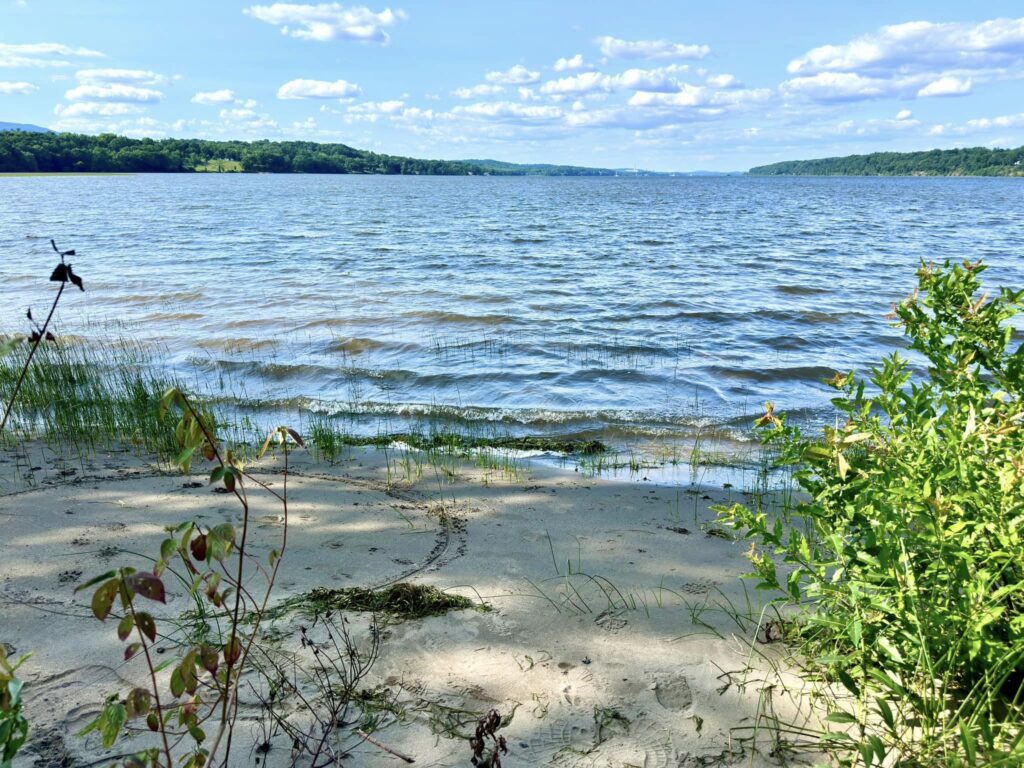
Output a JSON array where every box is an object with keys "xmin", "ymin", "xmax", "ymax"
[{"xmin": 274, "ymin": 582, "xmax": 483, "ymax": 622}]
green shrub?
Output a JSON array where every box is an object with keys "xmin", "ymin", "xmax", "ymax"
[{"xmin": 720, "ymin": 260, "xmax": 1024, "ymax": 766}]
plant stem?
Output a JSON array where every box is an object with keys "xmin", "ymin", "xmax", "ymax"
[{"xmin": 0, "ymin": 281, "xmax": 66, "ymax": 434}]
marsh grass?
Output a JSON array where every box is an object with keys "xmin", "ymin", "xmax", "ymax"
[{"xmin": 0, "ymin": 339, "xmax": 183, "ymax": 460}]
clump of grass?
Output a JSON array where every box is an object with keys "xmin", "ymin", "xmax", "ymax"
[
  {"xmin": 0, "ymin": 339, "xmax": 182, "ymax": 459},
  {"xmin": 276, "ymin": 583, "xmax": 483, "ymax": 622}
]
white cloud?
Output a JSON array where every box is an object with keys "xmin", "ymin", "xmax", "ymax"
[
  {"xmin": 916, "ymin": 75, "xmax": 972, "ymax": 97},
  {"xmin": 277, "ymin": 78, "xmax": 362, "ymax": 99},
  {"xmin": 219, "ymin": 107, "xmax": 278, "ymax": 129},
  {"xmin": 929, "ymin": 111, "xmax": 1024, "ymax": 136},
  {"xmin": 896, "ymin": 109, "xmax": 913, "ymax": 120},
  {"xmin": 553, "ymin": 53, "xmax": 589, "ymax": 72},
  {"xmin": 192, "ymin": 89, "xmax": 237, "ymax": 104},
  {"xmin": 244, "ymin": 3, "xmax": 406, "ymax": 44},
  {"xmin": 348, "ymin": 99, "xmax": 404, "ymax": 113},
  {"xmin": 54, "ymin": 102, "xmax": 143, "ymax": 117},
  {"xmin": 0, "ymin": 80, "xmax": 36, "ymax": 94},
  {"xmin": 788, "ymin": 17, "xmax": 1024, "ymax": 75},
  {"xmin": 518, "ymin": 87, "xmax": 538, "ymax": 101},
  {"xmin": 345, "ymin": 99, "xmax": 404, "ymax": 121},
  {"xmin": 781, "ymin": 72, "xmax": 897, "ymax": 102},
  {"xmin": 451, "ymin": 83, "xmax": 504, "ymax": 99},
  {"xmin": 64, "ymin": 83, "xmax": 163, "ymax": 103},
  {"xmin": 0, "ymin": 42, "xmax": 105, "ymax": 68},
  {"xmin": 485, "ymin": 64, "xmax": 540, "ymax": 84},
  {"xmin": 540, "ymin": 65, "xmax": 689, "ymax": 96},
  {"xmin": 76, "ymin": 68, "xmax": 166, "ymax": 85},
  {"xmin": 596, "ymin": 35, "xmax": 709, "ymax": 61},
  {"xmin": 706, "ymin": 73, "xmax": 739, "ymax": 88},
  {"xmin": 452, "ymin": 101, "xmax": 563, "ymax": 122}
]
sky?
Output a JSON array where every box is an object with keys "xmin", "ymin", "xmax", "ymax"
[{"xmin": 2, "ymin": 1, "xmax": 1024, "ymax": 171}]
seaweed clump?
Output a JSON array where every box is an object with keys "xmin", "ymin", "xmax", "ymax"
[{"xmin": 281, "ymin": 582, "xmax": 481, "ymax": 622}]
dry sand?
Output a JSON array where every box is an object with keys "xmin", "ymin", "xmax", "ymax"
[{"xmin": 1, "ymin": 443, "xmax": 817, "ymax": 767}]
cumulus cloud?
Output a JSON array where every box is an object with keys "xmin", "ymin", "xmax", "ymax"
[
  {"xmin": 485, "ymin": 64, "xmax": 539, "ymax": 84},
  {"xmin": 917, "ymin": 75, "xmax": 972, "ymax": 97},
  {"xmin": 0, "ymin": 80, "xmax": 37, "ymax": 95},
  {"xmin": 64, "ymin": 83, "xmax": 163, "ymax": 103},
  {"xmin": 553, "ymin": 53, "xmax": 590, "ymax": 72},
  {"xmin": 277, "ymin": 78, "xmax": 362, "ymax": 99},
  {"xmin": 244, "ymin": 3, "xmax": 406, "ymax": 44},
  {"xmin": 0, "ymin": 42, "xmax": 105, "ymax": 68},
  {"xmin": 896, "ymin": 109, "xmax": 913, "ymax": 120},
  {"xmin": 192, "ymin": 89, "xmax": 237, "ymax": 104},
  {"xmin": 705, "ymin": 73, "xmax": 739, "ymax": 88},
  {"xmin": 787, "ymin": 17, "xmax": 1024, "ymax": 75},
  {"xmin": 540, "ymin": 65, "xmax": 689, "ymax": 96},
  {"xmin": 451, "ymin": 83, "xmax": 504, "ymax": 99},
  {"xmin": 781, "ymin": 72, "xmax": 898, "ymax": 102},
  {"xmin": 596, "ymin": 36, "xmax": 709, "ymax": 61},
  {"xmin": 54, "ymin": 102, "xmax": 144, "ymax": 117},
  {"xmin": 76, "ymin": 68, "xmax": 166, "ymax": 85},
  {"xmin": 929, "ymin": 111, "xmax": 1024, "ymax": 136},
  {"xmin": 452, "ymin": 101, "xmax": 563, "ymax": 122}
]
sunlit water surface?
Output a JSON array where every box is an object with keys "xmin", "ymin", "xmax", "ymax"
[{"xmin": 2, "ymin": 174, "xmax": 1021, "ymax": 459}]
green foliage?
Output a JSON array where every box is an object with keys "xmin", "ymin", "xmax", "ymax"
[
  {"xmin": 0, "ymin": 648, "xmax": 30, "ymax": 768},
  {"xmin": 748, "ymin": 145, "xmax": 1024, "ymax": 177},
  {"xmin": 720, "ymin": 260, "xmax": 1024, "ymax": 765},
  {"xmin": 0, "ymin": 131, "xmax": 488, "ymax": 175}
]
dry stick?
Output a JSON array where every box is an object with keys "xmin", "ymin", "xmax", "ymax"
[
  {"xmin": 356, "ymin": 729, "xmax": 416, "ymax": 764},
  {"xmin": 0, "ymin": 280, "xmax": 66, "ymax": 434}
]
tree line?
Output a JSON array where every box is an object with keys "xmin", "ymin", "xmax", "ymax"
[
  {"xmin": 0, "ymin": 131, "xmax": 491, "ymax": 175},
  {"xmin": 748, "ymin": 146, "xmax": 1024, "ymax": 177}
]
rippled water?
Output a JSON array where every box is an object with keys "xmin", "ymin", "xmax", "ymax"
[{"xmin": 1, "ymin": 174, "xmax": 1022, "ymax": 448}]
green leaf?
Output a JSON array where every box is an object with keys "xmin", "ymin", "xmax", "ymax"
[
  {"xmin": 117, "ymin": 615, "xmax": 134, "ymax": 641},
  {"xmin": 826, "ymin": 711, "xmax": 858, "ymax": 724},
  {"xmin": 90, "ymin": 578, "xmax": 120, "ymax": 621}
]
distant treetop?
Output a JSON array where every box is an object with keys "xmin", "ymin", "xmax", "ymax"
[{"xmin": 748, "ymin": 146, "xmax": 1024, "ymax": 177}]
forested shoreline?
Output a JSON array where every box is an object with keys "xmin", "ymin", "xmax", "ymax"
[
  {"xmin": 0, "ymin": 131, "xmax": 489, "ymax": 175},
  {"xmin": 749, "ymin": 145, "xmax": 1024, "ymax": 176}
]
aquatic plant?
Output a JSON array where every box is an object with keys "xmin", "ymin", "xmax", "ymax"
[{"xmin": 720, "ymin": 260, "xmax": 1024, "ymax": 765}]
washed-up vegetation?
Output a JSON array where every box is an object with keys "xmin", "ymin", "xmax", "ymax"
[
  {"xmin": 272, "ymin": 583, "xmax": 481, "ymax": 622},
  {"xmin": 721, "ymin": 260, "xmax": 1024, "ymax": 765}
]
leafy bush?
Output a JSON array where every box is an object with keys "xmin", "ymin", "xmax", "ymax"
[{"xmin": 720, "ymin": 260, "xmax": 1024, "ymax": 766}]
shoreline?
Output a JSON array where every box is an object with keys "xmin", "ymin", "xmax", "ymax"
[{"xmin": 2, "ymin": 441, "xmax": 810, "ymax": 767}]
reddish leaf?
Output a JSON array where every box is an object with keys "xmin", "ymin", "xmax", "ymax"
[
  {"xmin": 199, "ymin": 645, "xmax": 219, "ymax": 674},
  {"xmin": 135, "ymin": 611, "xmax": 157, "ymax": 642},
  {"xmin": 146, "ymin": 712, "xmax": 159, "ymax": 732},
  {"xmin": 125, "ymin": 572, "xmax": 166, "ymax": 603},
  {"xmin": 190, "ymin": 533, "xmax": 208, "ymax": 562},
  {"xmin": 286, "ymin": 428, "xmax": 306, "ymax": 448},
  {"xmin": 124, "ymin": 642, "xmax": 142, "ymax": 661}
]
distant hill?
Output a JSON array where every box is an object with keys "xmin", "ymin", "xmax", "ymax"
[
  {"xmin": 748, "ymin": 146, "xmax": 1024, "ymax": 177},
  {"xmin": 0, "ymin": 122, "xmax": 50, "ymax": 133},
  {"xmin": 464, "ymin": 159, "xmax": 619, "ymax": 176}
]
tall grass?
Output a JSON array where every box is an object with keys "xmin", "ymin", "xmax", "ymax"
[{"xmin": 0, "ymin": 339, "xmax": 180, "ymax": 459}]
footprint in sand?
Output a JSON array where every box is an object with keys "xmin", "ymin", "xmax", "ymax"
[{"xmin": 653, "ymin": 674, "xmax": 693, "ymax": 711}]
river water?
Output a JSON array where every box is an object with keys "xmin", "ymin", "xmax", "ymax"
[{"xmin": 2, "ymin": 174, "xmax": 1021, "ymax": 453}]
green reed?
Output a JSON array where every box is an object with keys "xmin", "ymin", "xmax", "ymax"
[{"xmin": 0, "ymin": 338, "xmax": 181, "ymax": 459}]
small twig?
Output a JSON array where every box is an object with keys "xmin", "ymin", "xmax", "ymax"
[{"xmin": 356, "ymin": 729, "xmax": 415, "ymax": 763}]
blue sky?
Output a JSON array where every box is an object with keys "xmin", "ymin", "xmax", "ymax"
[{"xmin": 2, "ymin": 1, "xmax": 1024, "ymax": 170}]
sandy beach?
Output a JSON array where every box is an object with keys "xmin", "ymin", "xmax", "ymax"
[{"xmin": 1, "ymin": 443, "xmax": 812, "ymax": 767}]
